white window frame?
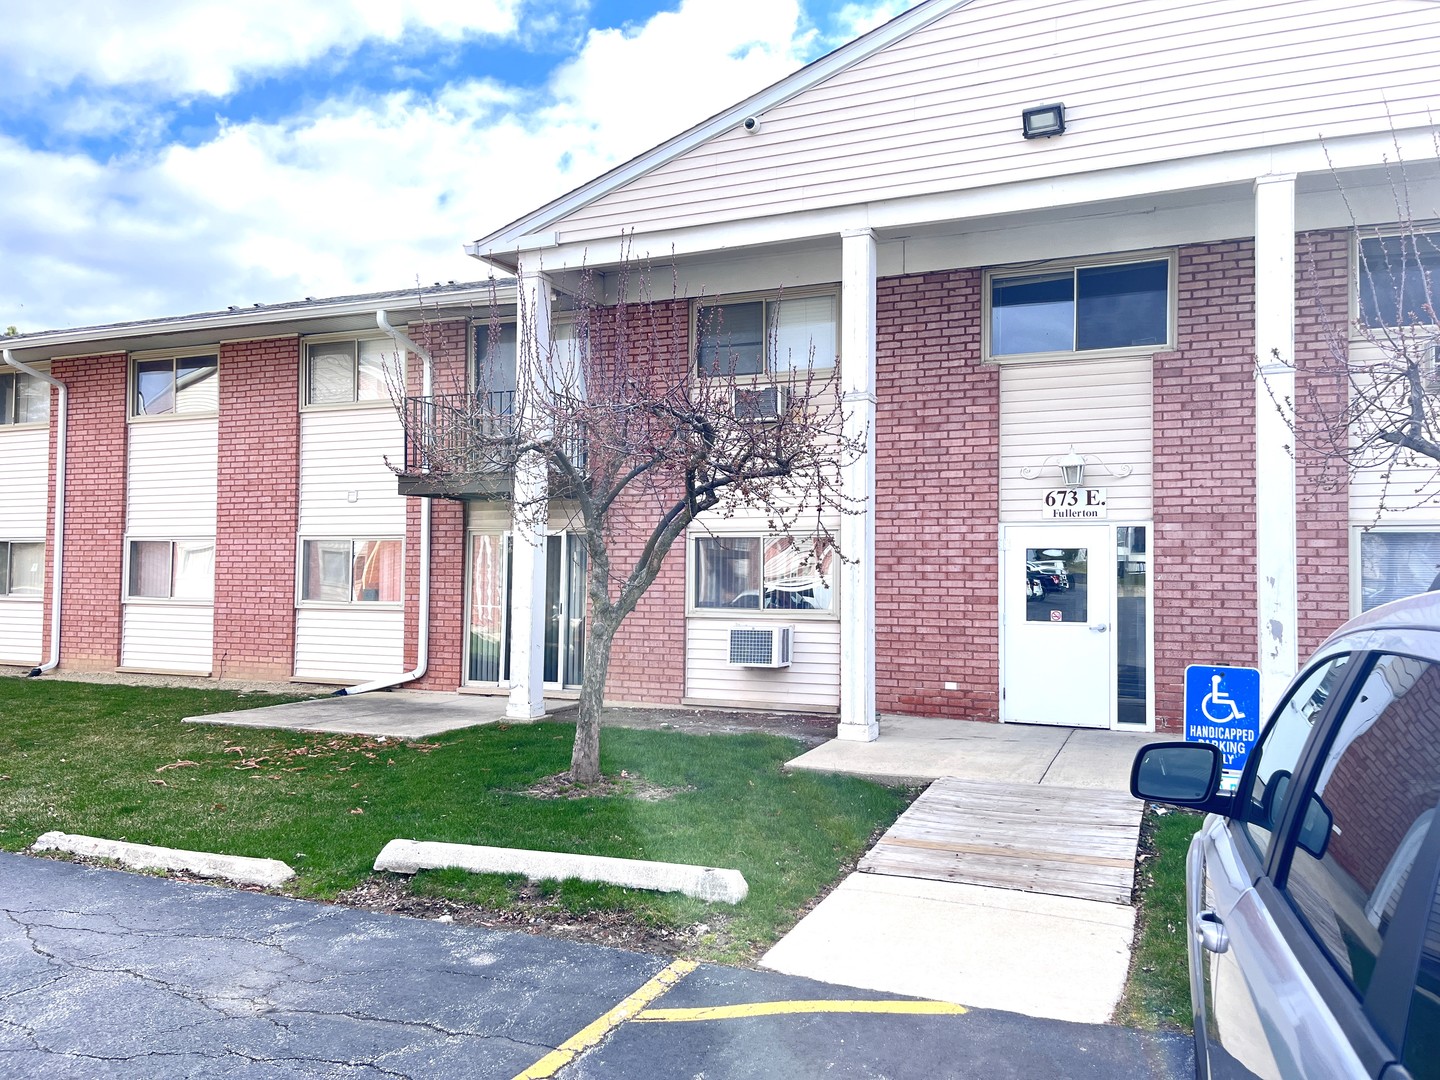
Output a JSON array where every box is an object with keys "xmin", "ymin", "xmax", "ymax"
[
  {"xmin": 123, "ymin": 538, "xmax": 215, "ymax": 603},
  {"xmin": 1351, "ymin": 225, "xmax": 1440, "ymax": 334},
  {"xmin": 296, "ymin": 537, "xmax": 405, "ymax": 606},
  {"xmin": 692, "ymin": 288, "xmax": 840, "ymax": 379},
  {"xmin": 128, "ymin": 350, "xmax": 220, "ymax": 421},
  {"xmin": 300, "ymin": 332, "xmax": 404, "ymax": 410},
  {"xmin": 0, "ymin": 371, "xmax": 49, "ymax": 426},
  {"xmin": 982, "ymin": 252, "xmax": 1177, "ymax": 364},
  {"xmin": 1349, "ymin": 524, "xmax": 1440, "ymax": 615},
  {"xmin": 687, "ymin": 530, "xmax": 839, "ymax": 620},
  {"xmin": 0, "ymin": 540, "xmax": 44, "ymax": 599}
]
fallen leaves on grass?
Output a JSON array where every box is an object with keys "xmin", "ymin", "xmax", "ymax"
[
  {"xmin": 155, "ymin": 760, "xmax": 200, "ymax": 772},
  {"xmin": 349, "ymin": 808, "xmax": 365, "ymax": 815}
]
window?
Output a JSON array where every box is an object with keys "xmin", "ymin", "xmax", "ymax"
[
  {"xmin": 126, "ymin": 540, "xmax": 214, "ymax": 600},
  {"xmin": 695, "ymin": 294, "xmax": 837, "ymax": 376},
  {"xmin": 988, "ymin": 258, "xmax": 1171, "ymax": 358},
  {"xmin": 1282, "ymin": 653, "xmax": 1440, "ymax": 1000},
  {"xmin": 0, "ymin": 371, "xmax": 47, "ymax": 425},
  {"xmin": 1239, "ymin": 653, "xmax": 1352, "ymax": 860},
  {"xmin": 1358, "ymin": 529, "xmax": 1440, "ymax": 611},
  {"xmin": 1403, "ymin": 863, "xmax": 1440, "ymax": 1080},
  {"xmin": 305, "ymin": 338, "xmax": 400, "ymax": 406},
  {"xmin": 0, "ymin": 542, "xmax": 43, "ymax": 596},
  {"xmin": 1357, "ymin": 231, "xmax": 1440, "ymax": 329},
  {"xmin": 301, "ymin": 539, "xmax": 402, "ymax": 603},
  {"xmin": 474, "ymin": 321, "xmax": 517, "ymax": 411},
  {"xmin": 133, "ymin": 354, "xmax": 218, "ymax": 416},
  {"xmin": 693, "ymin": 534, "xmax": 834, "ymax": 612}
]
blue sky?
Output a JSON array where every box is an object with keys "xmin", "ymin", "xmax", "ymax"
[{"xmin": 0, "ymin": 0, "xmax": 911, "ymax": 333}]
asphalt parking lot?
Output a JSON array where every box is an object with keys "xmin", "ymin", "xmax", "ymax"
[{"xmin": 0, "ymin": 852, "xmax": 1192, "ymax": 1079}]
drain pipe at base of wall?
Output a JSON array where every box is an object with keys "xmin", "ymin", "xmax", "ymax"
[
  {"xmin": 332, "ymin": 311, "xmax": 433, "ymax": 696},
  {"xmin": 2, "ymin": 348, "xmax": 66, "ymax": 677}
]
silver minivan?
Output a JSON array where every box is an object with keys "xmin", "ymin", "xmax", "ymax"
[{"xmin": 1131, "ymin": 591, "xmax": 1440, "ymax": 1080}]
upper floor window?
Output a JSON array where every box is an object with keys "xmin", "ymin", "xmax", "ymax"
[
  {"xmin": 988, "ymin": 257, "xmax": 1171, "ymax": 359},
  {"xmin": 474, "ymin": 321, "xmax": 517, "ymax": 411},
  {"xmin": 1357, "ymin": 231, "xmax": 1440, "ymax": 329},
  {"xmin": 0, "ymin": 541, "xmax": 43, "ymax": 597},
  {"xmin": 306, "ymin": 338, "xmax": 399, "ymax": 407},
  {"xmin": 0, "ymin": 371, "xmax": 48, "ymax": 425},
  {"xmin": 133, "ymin": 354, "xmax": 218, "ymax": 417},
  {"xmin": 696, "ymin": 294, "xmax": 837, "ymax": 377}
]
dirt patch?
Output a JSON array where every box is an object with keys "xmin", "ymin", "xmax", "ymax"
[
  {"xmin": 584, "ymin": 705, "xmax": 839, "ymax": 747},
  {"xmin": 520, "ymin": 769, "xmax": 694, "ymax": 801}
]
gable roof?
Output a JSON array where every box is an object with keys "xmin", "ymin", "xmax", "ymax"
[{"xmin": 466, "ymin": 0, "xmax": 970, "ymax": 260}]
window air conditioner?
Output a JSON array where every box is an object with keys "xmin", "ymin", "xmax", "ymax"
[
  {"xmin": 733, "ymin": 385, "xmax": 787, "ymax": 421},
  {"xmin": 728, "ymin": 625, "xmax": 793, "ymax": 668}
]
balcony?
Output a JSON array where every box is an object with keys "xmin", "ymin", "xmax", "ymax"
[{"xmin": 397, "ymin": 391, "xmax": 517, "ymax": 499}]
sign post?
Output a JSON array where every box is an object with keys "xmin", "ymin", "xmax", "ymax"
[{"xmin": 1184, "ymin": 664, "xmax": 1262, "ymax": 790}]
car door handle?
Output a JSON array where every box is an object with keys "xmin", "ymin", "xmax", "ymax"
[{"xmin": 1195, "ymin": 910, "xmax": 1229, "ymax": 954}]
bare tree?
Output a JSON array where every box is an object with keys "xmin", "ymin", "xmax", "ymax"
[
  {"xmin": 1271, "ymin": 149, "xmax": 1440, "ymax": 518},
  {"xmin": 399, "ymin": 260, "xmax": 863, "ymax": 784}
]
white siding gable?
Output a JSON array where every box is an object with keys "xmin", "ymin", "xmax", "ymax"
[{"xmin": 554, "ymin": 0, "xmax": 1440, "ymax": 243}]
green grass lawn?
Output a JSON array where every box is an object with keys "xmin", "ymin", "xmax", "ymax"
[
  {"xmin": 0, "ymin": 678, "xmax": 910, "ymax": 963},
  {"xmin": 1116, "ymin": 806, "xmax": 1202, "ymax": 1031}
]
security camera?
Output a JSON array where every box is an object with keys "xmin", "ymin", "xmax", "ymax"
[{"xmin": 742, "ymin": 116, "xmax": 761, "ymax": 133}]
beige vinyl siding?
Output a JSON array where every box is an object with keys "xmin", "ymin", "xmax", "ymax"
[
  {"xmin": 557, "ymin": 0, "xmax": 1440, "ymax": 241},
  {"xmin": 120, "ymin": 603, "xmax": 214, "ymax": 674},
  {"xmin": 0, "ymin": 600, "xmax": 43, "ymax": 665},
  {"xmin": 294, "ymin": 607, "xmax": 405, "ymax": 682},
  {"xmin": 1000, "ymin": 356, "xmax": 1153, "ymax": 521},
  {"xmin": 684, "ymin": 621, "xmax": 840, "ymax": 711},
  {"xmin": 298, "ymin": 408, "xmax": 406, "ymax": 534},
  {"xmin": 1, "ymin": 426, "xmax": 50, "ymax": 535},
  {"xmin": 126, "ymin": 417, "xmax": 218, "ymax": 535}
]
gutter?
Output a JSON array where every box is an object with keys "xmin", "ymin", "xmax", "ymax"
[
  {"xmin": 332, "ymin": 311, "xmax": 433, "ymax": 696},
  {"xmin": 2, "ymin": 349, "xmax": 65, "ymax": 676}
]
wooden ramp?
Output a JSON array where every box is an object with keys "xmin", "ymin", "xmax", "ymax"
[{"xmin": 858, "ymin": 777, "xmax": 1143, "ymax": 905}]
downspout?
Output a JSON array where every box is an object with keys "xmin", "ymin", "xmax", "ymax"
[
  {"xmin": 2, "ymin": 348, "xmax": 65, "ymax": 676},
  {"xmin": 332, "ymin": 311, "xmax": 432, "ymax": 695}
]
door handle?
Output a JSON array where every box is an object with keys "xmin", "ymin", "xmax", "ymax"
[
  {"xmin": 1088, "ymin": 623, "xmax": 1108, "ymax": 633},
  {"xmin": 1195, "ymin": 910, "xmax": 1229, "ymax": 954}
]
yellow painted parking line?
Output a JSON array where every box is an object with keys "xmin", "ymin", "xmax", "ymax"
[
  {"xmin": 633, "ymin": 999, "xmax": 969, "ymax": 1022},
  {"xmin": 510, "ymin": 959, "xmax": 698, "ymax": 1080}
]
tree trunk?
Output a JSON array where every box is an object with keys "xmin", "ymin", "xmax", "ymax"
[{"xmin": 570, "ymin": 611, "xmax": 619, "ymax": 784}]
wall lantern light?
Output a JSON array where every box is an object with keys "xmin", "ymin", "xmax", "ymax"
[
  {"xmin": 1021, "ymin": 103, "xmax": 1066, "ymax": 139},
  {"xmin": 1021, "ymin": 445, "xmax": 1133, "ymax": 489},
  {"xmin": 1058, "ymin": 446, "xmax": 1086, "ymax": 488}
]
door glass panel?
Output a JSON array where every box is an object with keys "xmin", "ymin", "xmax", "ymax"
[
  {"xmin": 1116, "ymin": 527, "xmax": 1148, "ymax": 725},
  {"xmin": 1283, "ymin": 654, "xmax": 1440, "ymax": 996},
  {"xmin": 1403, "ymin": 862, "xmax": 1440, "ymax": 1080},
  {"xmin": 1024, "ymin": 547, "xmax": 1088, "ymax": 623},
  {"xmin": 566, "ymin": 535, "xmax": 587, "ymax": 687},
  {"xmin": 468, "ymin": 533, "xmax": 505, "ymax": 682},
  {"xmin": 544, "ymin": 534, "xmax": 562, "ymax": 684}
]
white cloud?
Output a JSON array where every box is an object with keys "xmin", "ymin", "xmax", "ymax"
[{"xmin": 0, "ymin": 0, "xmax": 521, "ymax": 98}]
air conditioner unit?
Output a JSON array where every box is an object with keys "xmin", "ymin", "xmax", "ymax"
[
  {"xmin": 728, "ymin": 625, "xmax": 793, "ymax": 668},
  {"xmin": 733, "ymin": 385, "xmax": 787, "ymax": 421}
]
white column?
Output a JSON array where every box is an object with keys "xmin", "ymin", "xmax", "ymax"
[
  {"xmin": 507, "ymin": 261, "xmax": 552, "ymax": 720},
  {"xmin": 839, "ymin": 228, "xmax": 878, "ymax": 741},
  {"xmin": 1254, "ymin": 174, "xmax": 1299, "ymax": 716}
]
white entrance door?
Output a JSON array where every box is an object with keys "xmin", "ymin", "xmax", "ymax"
[{"xmin": 1001, "ymin": 524, "xmax": 1112, "ymax": 728}]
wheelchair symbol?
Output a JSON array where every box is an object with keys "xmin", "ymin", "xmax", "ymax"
[{"xmin": 1200, "ymin": 673, "xmax": 1245, "ymax": 724}]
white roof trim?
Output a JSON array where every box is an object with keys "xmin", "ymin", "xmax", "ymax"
[{"xmin": 466, "ymin": 0, "xmax": 973, "ymax": 262}]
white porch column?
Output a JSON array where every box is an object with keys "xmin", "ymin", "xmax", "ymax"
[
  {"xmin": 839, "ymin": 228, "xmax": 878, "ymax": 741},
  {"xmin": 1254, "ymin": 174, "xmax": 1299, "ymax": 716},
  {"xmin": 507, "ymin": 260, "xmax": 552, "ymax": 720}
]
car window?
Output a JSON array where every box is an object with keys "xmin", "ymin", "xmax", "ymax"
[
  {"xmin": 1404, "ymin": 867, "xmax": 1440, "ymax": 1080},
  {"xmin": 1241, "ymin": 654, "xmax": 1352, "ymax": 860},
  {"xmin": 1282, "ymin": 654, "xmax": 1440, "ymax": 997}
]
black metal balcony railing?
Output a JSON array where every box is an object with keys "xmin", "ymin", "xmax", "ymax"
[{"xmin": 403, "ymin": 391, "xmax": 516, "ymax": 474}]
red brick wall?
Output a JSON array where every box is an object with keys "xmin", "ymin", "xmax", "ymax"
[
  {"xmin": 1153, "ymin": 241, "xmax": 1260, "ymax": 731},
  {"xmin": 874, "ymin": 269, "xmax": 1001, "ymax": 720},
  {"xmin": 1294, "ymin": 231, "xmax": 1352, "ymax": 657},
  {"xmin": 212, "ymin": 338, "xmax": 301, "ymax": 680},
  {"xmin": 595, "ymin": 299, "xmax": 689, "ymax": 705},
  {"xmin": 44, "ymin": 354, "xmax": 128, "ymax": 670},
  {"xmin": 402, "ymin": 320, "xmax": 468, "ymax": 690}
]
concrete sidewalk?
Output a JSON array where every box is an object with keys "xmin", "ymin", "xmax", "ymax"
[
  {"xmin": 764, "ymin": 718, "xmax": 1161, "ymax": 1024},
  {"xmin": 185, "ymin": 690, "xmax": 575, "ymax": 738}
]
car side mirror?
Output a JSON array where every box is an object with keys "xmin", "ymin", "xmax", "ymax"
[
  {"xmin": 1130, "ymin": 742, "xmax": 1233, "ymax": 814},
  {"xmin": 1263, "ymin": 770, "xmax": 1333, "ymax": 860}
]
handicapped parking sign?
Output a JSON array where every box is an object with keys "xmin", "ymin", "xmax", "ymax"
[{"xmin": 1185, "ymin": 665, "xmax": 1262, "ymax": 782}]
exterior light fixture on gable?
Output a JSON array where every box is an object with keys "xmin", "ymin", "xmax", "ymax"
[{"xmin": 1021, "ymin": 103, "xmax": 1066, "ymax": 139}]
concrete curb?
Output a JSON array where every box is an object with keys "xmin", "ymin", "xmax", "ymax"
[
  {"xmin": 374, "ymin": 839, "xmax": 749, "ymax": 904},
  {"xmin": 31, "ymin": 831, "xmax": 296, "ymax": 888}
]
